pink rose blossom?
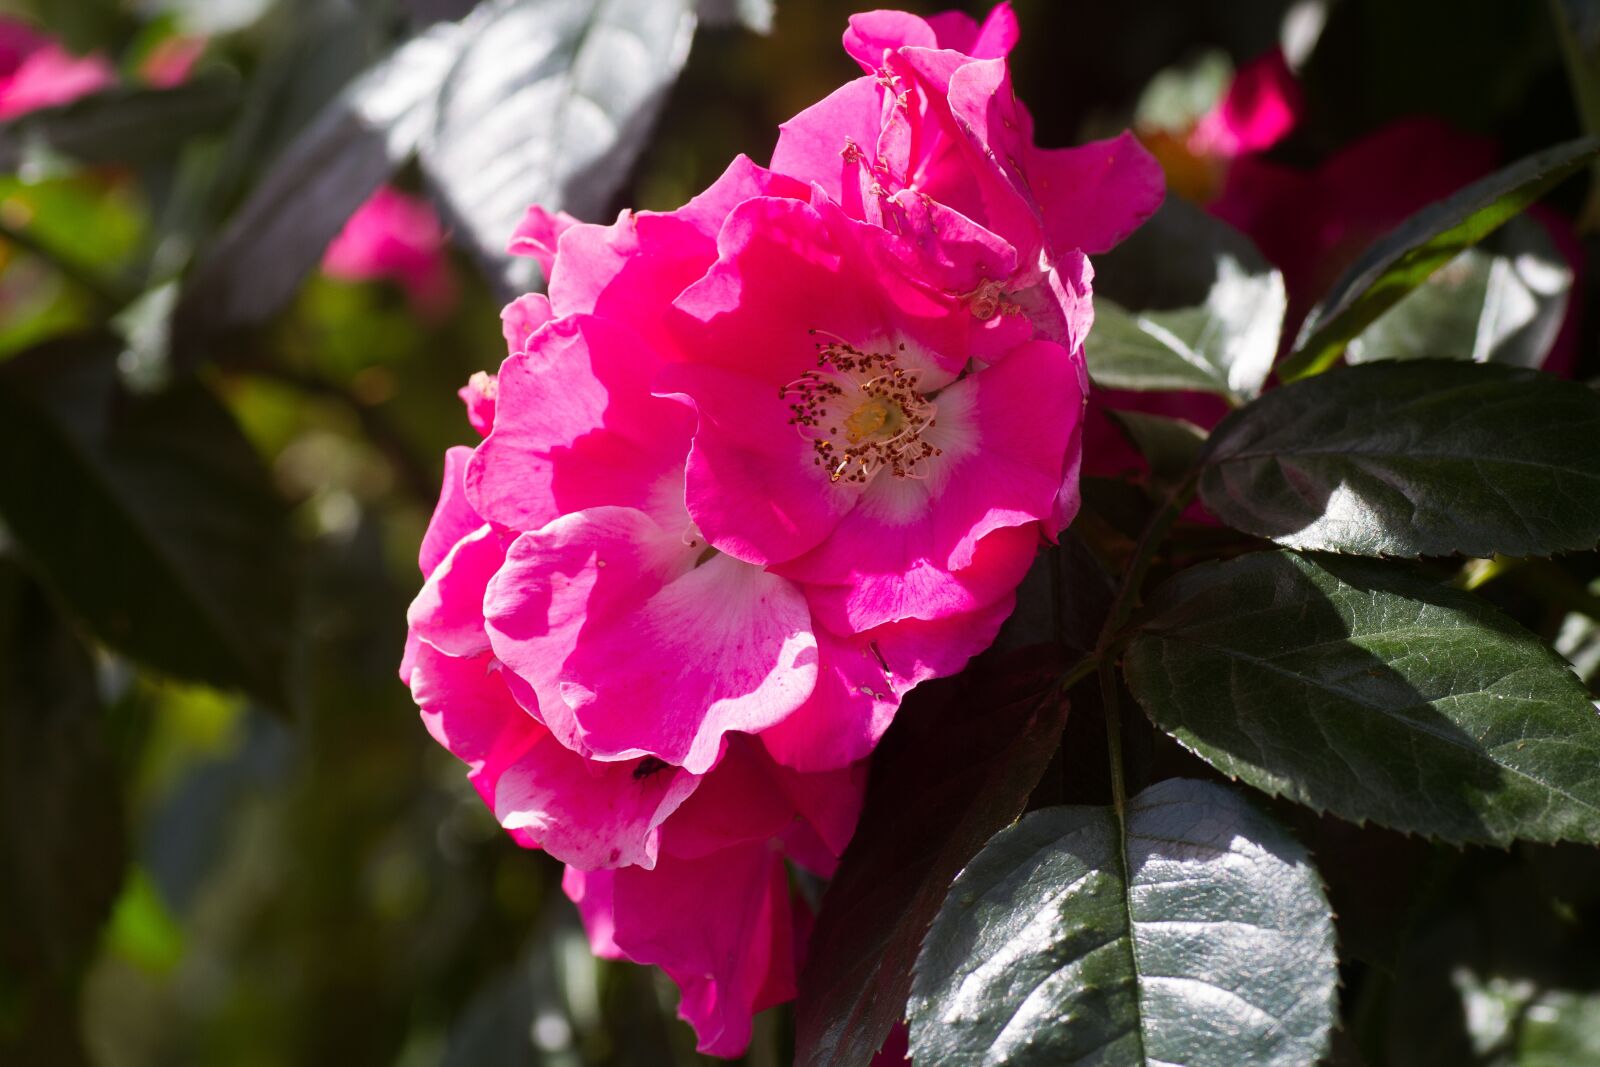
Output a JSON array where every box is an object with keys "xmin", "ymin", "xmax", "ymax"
[
  {"xmin": 323, "ymin": 185, "xmax": 458, "ymax": 319},
  {"xmin": 401, "ymin": 5, "xmax": 1163, "ymax": 1055},
  {"xmin": 0, "ymin": 18, "xmax": 113, "ymax": 120}
]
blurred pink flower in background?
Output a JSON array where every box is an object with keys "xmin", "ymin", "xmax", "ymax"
[
  {"xmin": 0, "ymin": 17, "xmax": 113, "ymax": 120},
  {"xmin": 323, "ymin": 185, "xmax": 458, "ymax": 319},
  {"xmin": 138, "ymin": 33, "xmax": 207, "ymax": 88}
]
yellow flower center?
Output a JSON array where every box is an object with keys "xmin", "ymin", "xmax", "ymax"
[{"xmin": 844, "ymin": 395, "xmax": 905, "ymax": 444}]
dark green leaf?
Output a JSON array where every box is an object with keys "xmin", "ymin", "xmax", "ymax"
[
  {"xmin": 992, "ymin": 532, "xmax": 1116, "ymax": 659},
  {"xmin": 1123, "ymin": 551, "xmax": 1600, "ymax": 845},
  {"xmin": 0, "ymin": 77, "xmax": 240, "ymax": 172},
  {"xmin": 909, "ymin": 779, "xmax": 1337, "ymax": 1067},
  {"xmin": 1086, "ymin": 198, "xmax": 1285, "ymax": 402},
  {"xmin": 419, "ymin": 0, "xmax": 699, "ymax": 297},
  {"xmin": 795, "ymin": 655, "xmax": 1071, "ymax": 1067},
  {"xmin": 1284, "ymin": 136, "xmax": 1600, "ymax": 380},
  {"xmin": 0, "ymin": 560, "xmax": 127, "ymax": 1066},
  {"xmin": 1198, "ymin": 361, "xmax": 1600, "ymax": 558},
  {"xmin": 1346, "ymin": 216, "xmax": 1572, "ymax": 369},
  {"xmin": 0, "ymin": 335, "xmax": 294, "ymax": 700}
]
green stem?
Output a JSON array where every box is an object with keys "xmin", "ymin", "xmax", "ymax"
[
  {"xmin": 1075, "ymin": 465, "xmax": 1201, "ymax": 808},
  {"xmin": 1098, "ymin": 467, "xmax": 1201, "ymax": 652},
  {"xmin": 1055, "ymin": 653, "xmax": 1099, "ymax": 694},
  {"xmin": 1099, "ymin": 661, "xmax": 1128, "ymax": 819}
]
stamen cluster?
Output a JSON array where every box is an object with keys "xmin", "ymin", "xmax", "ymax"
[{"xmin": 782, "ymin": 336, "xmax": 941, "ymax": 484}]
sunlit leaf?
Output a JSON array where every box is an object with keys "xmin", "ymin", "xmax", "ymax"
[
  {"xmin": 171, "ymin": 12, "xmax": 467, "ymax": 346},
  {"xmin": 1087, "ymin": 198, "xmax": 1285, "ymax": 402},
  {"xmin": 1346, "ymin": 216, "xmax": 1572, "ymax": 369},
  {"xmin": 909, "ymin": 779, "xmax": 1337, "ymax": 1067},
  {"xmin": 419, "ymin": 0, "xmax": 699, "ymax": 296}
]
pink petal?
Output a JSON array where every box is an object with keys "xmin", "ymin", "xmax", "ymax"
[
  {"xmin": 485, "ymin": 507, "xmax": 816, "ymax": 774},
  {"xmin": 597, "ymin": 843, "xmax": 797, "ymax": 1057},
  {"xmin": 877, "ymin": 187, "xmax": 1019, "ymax": 296},
  {"xmin": 563, "ymin": 865, "xmax": 625, "ymax": 959},
  {"xmin": 498, "ymin": 293, "xmax": 552, "ymax": 356},
  {"xmin": 407, "ymin": 523, "xmax": 505, "ymax": 657},
  {"xmin": 774, "ymin": 339, "xmax": 1079, "ymax": 597},
  {"xmin": 769, "ymin": 756, "xmax": 866, "ymax": 859},
  {"xmin": 1049, "ymin": 360, "xmax": 1090, "ymax": 536},
  {"xmin": 674, "ymin": 153, "xmax": 811, "ymax": 239},
  {"xmin": 323, "ymin": 185, "xmax": 455, "ymax": 317},
  {"xmin": 770, "ymin": 76, "xmax": 883, "ymax": 216},
  {"xmin": 0, "ymin": 40, "xmax": 113, "ymax": 119},
  {"xmin": 495, "ymin": 736, "xmax": 702, "ymax": 871},
  {"xmin": 760, "ymin": 599, "xmax": 1014, "ymax": 771},
  {"xmin": 458, "ymin": 371, "xmax": 500, "ymax": 437},
  {"xmin": 657, "ymin": 737, "xmax": 865, "ymax": 864},
  {"xmin": 559, "ymin": 551, "xmax": 817, "ymax": 774},
  {"xmin": 920, "ymin": 56, "xmax": 1048, "ymax": 261},
  {"xmin": 138, "ymin": 34, "xmax": 206, "ymax": 88},
  {"xmin": 466, "ymin": 315, "xmax": 693, "ymax": 532},
  {"xmin": 670, "ymin": 197, "xmax": 889, "ymax": 383},
  {"xmin": 659, "ymin": 361, "xmax": 862, "ymax": 567},
  {"xmin": 408, "ymin": 643, "xmax": 543, "ymax": 846},
  {"xmin": 506, "ymin": 204, "xmax": 579, "ymax": 275},
  {"xmin": 928, "ymin": 2, "xmax": 1019, "ymax": 58},
  {"xmin": 1025, "ymin": 130, "xmax": 1167, "ymax": 255},
  {"xmin": 797, "ymin": 521, "xmax": 1039, "ymax": 633},
  {"xmin": 545, "ymin": 212, "xmax": 715, "ymax": 354},
  {"xmin": 485, "ymin": 507, "xmax": 697, "ymax": 738},
  {"xmin": 419, "ymin": 446, "xmax": 484, "ymax": 577},
  {"xmin": 657, "ymin": 736, "xmax": 800, "ymax": 860},
  {"xmin": 843, "ymin": 11, "xmax": 939, "ymax": 71}
]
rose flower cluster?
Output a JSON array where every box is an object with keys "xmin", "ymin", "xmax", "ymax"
[{"xmin": 399, "ymin": 5, "xmax": 1162, "ymax": 1056}]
